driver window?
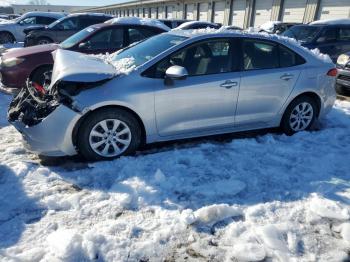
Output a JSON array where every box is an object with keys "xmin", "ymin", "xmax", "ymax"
[
  {"xmin": 87, "ymin": 28, "xmax": 123, "ymax": 50},
  {"xmin": 56, "ymin": 17, "xmax": 78, "ymax": 30},
  {"xmin": 19, "ymin": 16, "xmax": 36, "ymax": 25},
  {"xmin": 154, "ymin": 39, "xmax": 233, "ymax": 78}
]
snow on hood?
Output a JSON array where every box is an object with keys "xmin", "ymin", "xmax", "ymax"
[
  {"xmin": 105, "ymin": 17, "xmax": 171, "ymax": 32},
  {"xmin": 50, "ymin": 49, "xmax": 117, "ymax": 88}
]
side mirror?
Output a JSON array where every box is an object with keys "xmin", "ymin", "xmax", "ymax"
[
  {"xmin": 164, "ymin": 65, "xmax": 188, "ymax": 85},
  {"xmin": 79, "ymin": 42, "xmax": 90, "ymax": 49}
]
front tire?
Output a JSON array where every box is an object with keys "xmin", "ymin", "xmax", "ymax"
[
  {"xmin": 77, "ymin": 108, "xmax": 142, "ymax": 161},
  {"xmin": 281, "ymin": 96, "xmax": 317, "ymax": 136},
  {"xmin": 37, "ymin": 37, "xmax": 53, "ymax": 45}
]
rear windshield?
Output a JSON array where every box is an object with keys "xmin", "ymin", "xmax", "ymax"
[{"xmin": 283, "ymin": 25, "xmax": 322, "ymax": 44}]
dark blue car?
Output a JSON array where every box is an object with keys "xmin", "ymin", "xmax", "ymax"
[{"xmin": 283, "ymin": 22, "xmax": 350, "ymax": 62}]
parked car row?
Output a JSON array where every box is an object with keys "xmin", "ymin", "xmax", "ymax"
[{"xmin": 0, "ymin": 12, "xmax": 66, "ymax": 44}]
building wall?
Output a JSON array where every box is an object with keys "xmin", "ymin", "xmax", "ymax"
[
  {"xmin": 11, "ymin": 5, "xmax": 94, "ymax": 15},
  {"xmin": 81, "ymin": 0, "xmax": 350, "ymax": 28}
]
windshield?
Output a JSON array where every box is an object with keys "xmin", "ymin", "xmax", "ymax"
[
  {"xmin": 60, "ymin": 27, "xmax": 96, "ymax": 49},
  {"xmin": 283, "ymin": 25, "xmax": 322, "ymax": 44},
  {"xmin": 113, "ymin": 33, "xmax": 187, "ymax": 67}
]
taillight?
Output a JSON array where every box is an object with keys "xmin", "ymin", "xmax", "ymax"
[{"xmin": 327, "ymin": 68, "xmax": 338, "ymax": 77}]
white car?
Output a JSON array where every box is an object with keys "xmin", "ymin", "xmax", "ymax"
[{"xmin": 0, "ymin": 12, "xmax": 65, "ymax": 44}]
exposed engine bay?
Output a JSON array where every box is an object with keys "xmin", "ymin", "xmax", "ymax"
[
  {"xmin": 8, "ymin": 78, "xmax": 111, "ymax": 127},
  {"xmin": 8, "ymin": 81, "xmax": 60, "ymax": 126}
]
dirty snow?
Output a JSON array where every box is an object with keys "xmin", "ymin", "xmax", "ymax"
[{"xmin": 0, "ymin": 92, "xmax": 350, "ymax": 261}]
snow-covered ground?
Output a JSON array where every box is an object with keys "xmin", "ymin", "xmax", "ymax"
[{"xmin": 0, "ymin": 92, "xmax": 349, "ymax": 261}]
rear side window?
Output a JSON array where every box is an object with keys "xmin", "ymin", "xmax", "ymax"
[
  {"xmin": 279, "ymin": 45, "xmax": 305, "ymax": 68},
  {"xmin": 242, "ymin": 39, "xmax": 279, "ymax": 70},
  {"xmin": 242, "ymin": 39, "xmax": 305, "ymax": 70},
  {"xmin": 339, "ymin": 28, "xmax": 350, "ymax": 41}
]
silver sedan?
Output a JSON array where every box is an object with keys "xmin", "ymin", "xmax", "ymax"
[{"xmin": 8, "ymin": 31, "xmax": 337, "ymax": 160}]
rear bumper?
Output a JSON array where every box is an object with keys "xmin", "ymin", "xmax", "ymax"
[{"xmin": 11, "ymin": 105, "xmax": 81, "ymax": 156}]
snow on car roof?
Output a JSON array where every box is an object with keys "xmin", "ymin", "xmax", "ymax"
[
  {"xmin": 174, "ymin": 20, "xmax": 218, "ymax": 29},
  {"xmin": 22, "ymin": 11, "xmax": 66, "ymax": 19},
  {"xmin": 106, "ymin": 17, "xmax": 171, "ymax": 31},
  {"xmin": 310, "ymin": 18, "xmax": 350, "ymax": 25}
]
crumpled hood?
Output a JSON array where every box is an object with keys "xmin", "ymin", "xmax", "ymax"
[{"xmin": 50, "ymin": 49, "xmax": 116, "ymax": 88}]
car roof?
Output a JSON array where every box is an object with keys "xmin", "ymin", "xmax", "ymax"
[
  {"xmin": 67, "ymin": 12, "xmax": 113, "ymax": 18},
  {"xmin": 310, "ymin": 18, "xmax": 350, "ymax": 25},
  {"xmin": 105, "ymin": 17, "xmax": 171, "ymax": 31},
  {"xmin": 22, "ymin": 11, "xmax": 66, "ymax": 19}
]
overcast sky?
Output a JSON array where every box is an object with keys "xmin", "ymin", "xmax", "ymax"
[{"xmin": 0, "ymin": 0, "xmax": 125, "ymax": 7}]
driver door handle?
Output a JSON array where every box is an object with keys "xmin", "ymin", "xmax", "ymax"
[
  {"xmin": 280, "ymin": 73, "xmax": 294, "ymax": 81},
  {"xmin": 220, "ymin": 80, "xmax": 238, "ymax": 89}
]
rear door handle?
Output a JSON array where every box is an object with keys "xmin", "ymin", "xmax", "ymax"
[
  {"xmin": 280, "ymin": 74, "xmax": 294, "ymax": 81},
  {"xmin": 220, "ymin": 80, "xmax": 238, "ymax": 88}
]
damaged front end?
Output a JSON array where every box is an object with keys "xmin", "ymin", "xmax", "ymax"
[{"xmin": 8, "ymin": 81, "xmax": 60, "ymax": 126}]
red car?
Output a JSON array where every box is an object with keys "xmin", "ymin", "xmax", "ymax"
[{"xmin": 0, "ymin": 21, "xmax": 168, "ymax": 89}]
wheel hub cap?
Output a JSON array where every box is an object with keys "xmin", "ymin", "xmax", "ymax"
[
  {"xmin": 88, "ymin": 119, "xmax": 132, "ymax": 157},
  {"xmin": 289, "ymin": 102, "xmax": 314, "ymax": 131}
]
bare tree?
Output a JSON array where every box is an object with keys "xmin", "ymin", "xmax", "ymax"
[{"xmin": 28, "ymin": 0, "xmax": 50, "ymax": 5}]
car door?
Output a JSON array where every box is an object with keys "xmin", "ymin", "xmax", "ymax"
[
  {"xmin": 235, "ymin": 38, "xmax": 304, "ymax": 127},
  {"xmin": 314, "ymin": 27, "xmax": 342, "ymax": 61},
  {"xmin": 75, "ymin": 26, "xmax": 125, "ymax": 54},
  {"xmin": 15, "ymin": 16, "xmax": 37, "ymax": 41},
  {"xmin": 147, "ymin": 38, "xmax": 241, "ymax": 136}
]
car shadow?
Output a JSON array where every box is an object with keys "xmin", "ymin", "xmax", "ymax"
[{"xmin": 0, "ymin": 165, "xmax": 46, "ymax": 249}]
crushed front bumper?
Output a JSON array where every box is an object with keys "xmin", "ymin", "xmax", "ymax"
[{"xmin": 8, "ymin": 84, "xmax": 82, "ymax": 156}]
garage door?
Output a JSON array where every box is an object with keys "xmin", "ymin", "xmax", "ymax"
[
  {"xmin": 318, "ymin": 0, "xmax": 350, "ymax": 20},
  {"xmin": 231, "ymin": 0, "xmax": 246, "ymax": 28},
  {"xmin": 138, "ymin": 8, "xmax": 142, "ymax": 17},
  {"xmin": 166, "ymin": 6, "xmax": 174, "ymax": 19},
  {"xmin": 213, "ymin": 1, "xmax": 225, "ymax": 24},
  {"xmin": 198, "ymin": 3, "xmax": 209, "ymax": 21},
  {"xmin": 158, "ymin": 6, "xmax": 164, "ymax": 19},
  {"xmin": 185, "ymin": 4, "xmax": 195, "ymax": 20},
  {"xmin": 253, "ymin": 0, "xmax": 273, "ymax": 27},
  {"xmin": 151, "ymin": 7, "xmax": 157, "ymax": 18}
]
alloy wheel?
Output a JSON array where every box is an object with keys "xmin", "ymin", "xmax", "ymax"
[
  {"xmin": 88, "ymin": 119, "xmax": 132, "ymax": 157},
  {"xmin": 289, "ymin": 102, "xmax": 314, "ymax": 131}
]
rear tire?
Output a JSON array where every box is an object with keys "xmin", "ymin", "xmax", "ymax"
[
  {"xmin": 77, "ymin": 108, "xmax": 142, "ymax": 161},
  {"xmin": 0, "ymin": 31, "xmax": 15, "ymax": 44},
  {"xmin": 281, "ymin": 96, "xmax": 318, "ymax": 136},
  {"xmin": 30, "ymin": 65, "xmax": 53, "ymax": 86}
]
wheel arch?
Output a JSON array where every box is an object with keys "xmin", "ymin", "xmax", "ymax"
[
  {"xmin": 37, "ymin": 36, "xmax": 54, "ymax": 43},
  {"xmin": 29, "ymin": 64, "xmax": 53, "ymax": 81},
  {"xmin": 280, "ymin": 91, "xmax": 322, "ymax": 127},
  {"xmin": 0, "ymin": 30, "xmax": 15, "ymax": 41},
  {"xmin": 72, "ymin": 104, "xmax": 147, "ymax": 148}
]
